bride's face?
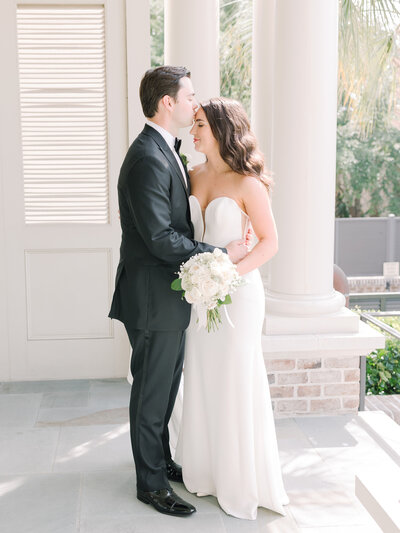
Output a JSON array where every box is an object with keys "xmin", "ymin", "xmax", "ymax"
[{"xmin": 190, "ymin": 108, "xmax": 219, "ymax": 155}]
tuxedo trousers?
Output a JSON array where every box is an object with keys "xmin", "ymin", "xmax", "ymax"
[{"xmin": 125, "ymin": 327, "xmax": 185, "ymax": 492}]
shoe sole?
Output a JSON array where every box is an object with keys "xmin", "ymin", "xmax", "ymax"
[{"xmin": 137, "ymin": 493, "xmax": 196, "ymax": 517}]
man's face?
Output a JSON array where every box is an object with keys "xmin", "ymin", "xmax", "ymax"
[{"xmin": 171, "ymin": 77, "xmax": 198, "ymax": 128}]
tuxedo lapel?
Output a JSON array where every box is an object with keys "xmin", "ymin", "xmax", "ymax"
[
  {"xmin": 142, "ymin": 125, "xmax": 189, "ymax": 199},
  {"xmin": 184, "ymin": 165, "xmax": 191, "ymax": 196}
]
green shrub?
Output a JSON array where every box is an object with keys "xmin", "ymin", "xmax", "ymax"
[
  {"xmin": 351, "ymin": 308, "xmax": 400, "ymax": 395},
  {"xmin": 366, "ymin": 338, "xmax": 400, "ymax": 395},
  {"xmin": 379, "ymin": 315, "xmax": 400, "ymax": 331}
]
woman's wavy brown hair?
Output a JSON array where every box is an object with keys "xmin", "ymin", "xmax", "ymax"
[{"xmin": 200, "ymin": 97, "xmax": 272, "ymax": 190}]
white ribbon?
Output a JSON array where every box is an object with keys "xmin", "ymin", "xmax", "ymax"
[
  {"xmin": 194, "ymin": 303, "xmax": 208, "ymax": 331},
  {"xmin": 224, "ymin": 305, "xmax": 235, "ymax": 329}
]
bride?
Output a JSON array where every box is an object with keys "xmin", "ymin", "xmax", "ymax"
[{"xmin": 174, "ymin": 97, "xmax": 289, "ymax": 520}]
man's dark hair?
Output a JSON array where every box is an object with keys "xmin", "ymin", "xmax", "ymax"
[{"xmin": 139, "ymin": 65, "xmax": 191, "ymax": 118}]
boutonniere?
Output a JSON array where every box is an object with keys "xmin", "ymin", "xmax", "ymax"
[{"xmin": 180, "ymin": 152, "xmax": 193, "ymax": 170}]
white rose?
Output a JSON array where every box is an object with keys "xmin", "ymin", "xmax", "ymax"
[
  {"xmin": 218, "ymin": 283, "xmax": 230, "ymax": 297},
  {"xmin": 189, "ymin": 264, "xmax": 201, "ymax": 274},
  {"xmin": 216, "ymin": 252, "xmax": 229, "ymax": 263},
  {"xmin": 191, "ymin": 266, "xmax": 209, "ymax": 284},
  {"xmin": 199, "ymin": 278, "xmax": 219, "ymax": 299},
  {"xmin": 211, "ymin": 263, "xmax": 232, "ymax": 283},
  {"xmin": 210, "ymin": 263, "xmax": 223, "ymax": 277},
  {"xmin": 221, "ymin": 269, "xmax": 234, "ymax": 282},
  {"xmin": 185, "ymin": 286, "xmax": 202, "ymax": 304},
  {"xmin": 213, "ymin": 248, "xmax": 223, "ymax": 257},
  {"xmin": 181, "ymin": 276, "xmax": 190, "ymax": 290}
]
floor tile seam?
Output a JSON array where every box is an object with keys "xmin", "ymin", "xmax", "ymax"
[
  {"xmin": 282, "ymin": 438, "xmax": 329, "ymax": 467},
  {"xmin": 35, "ymin": 410, "xmax": 128, "ymax": 422},
  {"xmin": 292, "ymin": 417, "xmax": 319, "ymax": 449},
  {"xmin": 0, "ymin": 391, "xmax": 44, "ymax": 398},
  {"xmin": 36, "ymin": 423, "xmax": 129, "ymax": 428},
  {"xmin": 40, "ymin": 423, "xmax": 130, "ymax": 434},
  {"xmin": 297, "ymin": 529, "xmax": 378, "ymax": 532},
  {"xmin": 82, "ymin": 510, "xmax": 225, "ymax": 519},
  {"xmin": 292, "ymin": 518, "xmax": 379, "ymax": 528},
  {"xmin": 51, "ymin": 425, "xmax": 62, "ymax": 473},
  {"xmin": 55, "ymin": 422, "xmax": 131, "ymax": 429},
  {"xmin": 39, "ymin": 391, "xmax": 92, "ymax": 410},
  {"xmin": 0, "ymin": 424, "xmax": 63, "ymax": 431},
  {"xmin": 76, "ymin": 472, "xmax": 84, "ymax": 532},
  {"xmin": 53, "ymin": 468, "xmax": 135, "ymax": 474},
  {"xmin": 33, "ymin": 392, "xmax": 45, "ymax": 427},
  {"xmin": 0, "ymin": 470, "xmax": 85, "ymax": 477},
  {"xmin": 283, "ymin": 505, "xmax": 301, "ymax": 529}
]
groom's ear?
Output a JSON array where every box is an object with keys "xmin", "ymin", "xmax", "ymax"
[{"xmin": 160, "ymin": 94, "xmax": 174, "ymax": 112}]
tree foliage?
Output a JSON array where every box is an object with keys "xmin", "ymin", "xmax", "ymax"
[
  {"xmin": 150, "ymin": 0, "xmax": 164, "ymax": 67},
  {"xmin": 336, "ymin": 106, "xmax": 400, "ymax": 216},
  {"xmin": 338, "ymin": 0, "xmax": 400, "ymax": 136},
  {"xmin": 220, "ymin": 0, "xmax": 252, "ymax": 116}
]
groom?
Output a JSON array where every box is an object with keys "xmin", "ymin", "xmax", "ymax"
[{"xmin": 109, "ymin": 66, "xmax": 248, "ymax": 517}]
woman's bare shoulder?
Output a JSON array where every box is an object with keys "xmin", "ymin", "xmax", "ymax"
[
  {"xmin": 239, "ymin": 175, "xmax": 266, "ymax": 195},
  {"xmin": 189, "ymin": 163, "xmax": 207, "ymax": 182}
]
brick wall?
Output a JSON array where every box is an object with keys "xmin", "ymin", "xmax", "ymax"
[
  {"xmin": 266, "ymin": 356, "xmax": 360, "ymax": 416},
  {"xmin": 348, "ymin": 276, "xmax": 400, "ymax": 293}
]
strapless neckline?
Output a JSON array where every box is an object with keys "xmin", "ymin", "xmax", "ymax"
[
  {"xmin": 189, "ymin": 195, "xmax": 249, "ymax": 243},
  {"xmin": 189, "ymin": 195, "xmax": 249, "ymax": 218}
]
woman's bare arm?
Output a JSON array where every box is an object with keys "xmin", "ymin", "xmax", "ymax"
[{"xmin": 235, "ymin": 177, "xmax": 278, "ymax": 276}]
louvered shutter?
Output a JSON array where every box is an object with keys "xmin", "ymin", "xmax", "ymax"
[{"xmin": 16, "ymin": 5, "xmax": 109, "ymax": 224}]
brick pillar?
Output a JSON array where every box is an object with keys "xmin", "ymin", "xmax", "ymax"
[{"xmin": 266, "ymin": 356, "xmax": 361, "ymax": 416}]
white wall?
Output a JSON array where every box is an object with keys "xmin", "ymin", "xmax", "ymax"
[{"xmin": 0, "ymin": 138, "xmax": 10, "ymax": 380}]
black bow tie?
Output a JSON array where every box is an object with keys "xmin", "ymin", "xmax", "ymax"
[{"xmin": 174, "ymin": 137, "xmax": 182, "ymax": 154}]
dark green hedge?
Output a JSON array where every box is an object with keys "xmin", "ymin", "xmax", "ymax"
[{"xmin": 366, "ymin": 338, "xmax": 400, "ymax": 395}]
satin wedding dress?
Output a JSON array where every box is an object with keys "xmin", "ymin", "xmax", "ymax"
[{"xmin": 174, "ymin": 195, "xmax": 289, "ymax": 520}]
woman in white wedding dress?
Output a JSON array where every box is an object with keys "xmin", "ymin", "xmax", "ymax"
[{"xmin": 174, "ymin": 97, "xmax": 289, "ymax": 520}]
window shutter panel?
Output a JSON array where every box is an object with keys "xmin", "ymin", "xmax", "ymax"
[{"xmin": 17, "ymin": 5, "xmax": 109, "ymax": 224}]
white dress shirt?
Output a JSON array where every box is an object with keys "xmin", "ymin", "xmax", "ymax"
[{"xmin": 146, "ymin": 120, "xmax": 187, "ymax": 187}]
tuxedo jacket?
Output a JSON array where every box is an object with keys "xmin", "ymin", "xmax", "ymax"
[{"xmin": 109, "ymin": 124, "xmax": 224, "ymax": 331}]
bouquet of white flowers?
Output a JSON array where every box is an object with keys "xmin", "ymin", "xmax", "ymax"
[{"xmin": 171, "ymin": 248, "xmax": 244, "ymax": 332}]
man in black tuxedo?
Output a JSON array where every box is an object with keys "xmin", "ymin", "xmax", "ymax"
[{"xmin": 109, "ymin": 66, "xmax": 247, "ymax": 517}]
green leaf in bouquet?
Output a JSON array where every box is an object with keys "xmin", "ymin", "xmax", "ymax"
[
  {"xmin": 218, "ymin": 294, "xmax": 232, "ymax": 305},
  {"xmin": 171, "ymin": 278, "xmax": 182, "ymax": 291}
]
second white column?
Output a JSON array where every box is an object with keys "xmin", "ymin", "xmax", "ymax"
[
  {"xmin": 252, "ymin": 0, "xmax": 356, "ymax": 334},
  {"xmin": 164, "ymin": 0, "xmax": 220, "ymax": 162}
]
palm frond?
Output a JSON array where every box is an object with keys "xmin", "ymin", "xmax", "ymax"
[{"xmin": 338, "ymin": 0, "xmax": 400, "ymax": 135}]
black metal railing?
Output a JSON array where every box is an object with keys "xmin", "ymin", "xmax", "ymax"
[{"xmin": 350, "ymin": 292, "xmax": 400, "ymax": 312}]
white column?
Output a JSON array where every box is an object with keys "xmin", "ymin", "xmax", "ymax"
[
  {"xmin": 253, "ymin": 0, "xmax": 357, "ymax": 335},
  {"xmin": 251, "ymin": 0, "xmax": 275, "ymax": 167},
  {"xmin": 164, "ymin": 0, "xmax": 219, "ymax": 163},
  {"xmin": 126, "ymin": 1, "xmax": 151, "ymax": 142}
]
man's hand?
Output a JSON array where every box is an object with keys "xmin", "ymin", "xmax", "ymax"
[{"xmin": 226, "ymin": 239, "xmax": 249, "ymax": 264}]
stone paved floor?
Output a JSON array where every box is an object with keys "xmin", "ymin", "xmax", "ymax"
[{"xmin": 0, "ymin": 379, "xmax": 388, "ymax": 532}]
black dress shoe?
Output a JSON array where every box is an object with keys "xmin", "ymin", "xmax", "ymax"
[
  {"xmin": 137, "ymin": 488, "xmax": 196, "ymax": 517},
  {"xmin": 166, "ymin": 459, "xmax": 183, "ymax": 482}
]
